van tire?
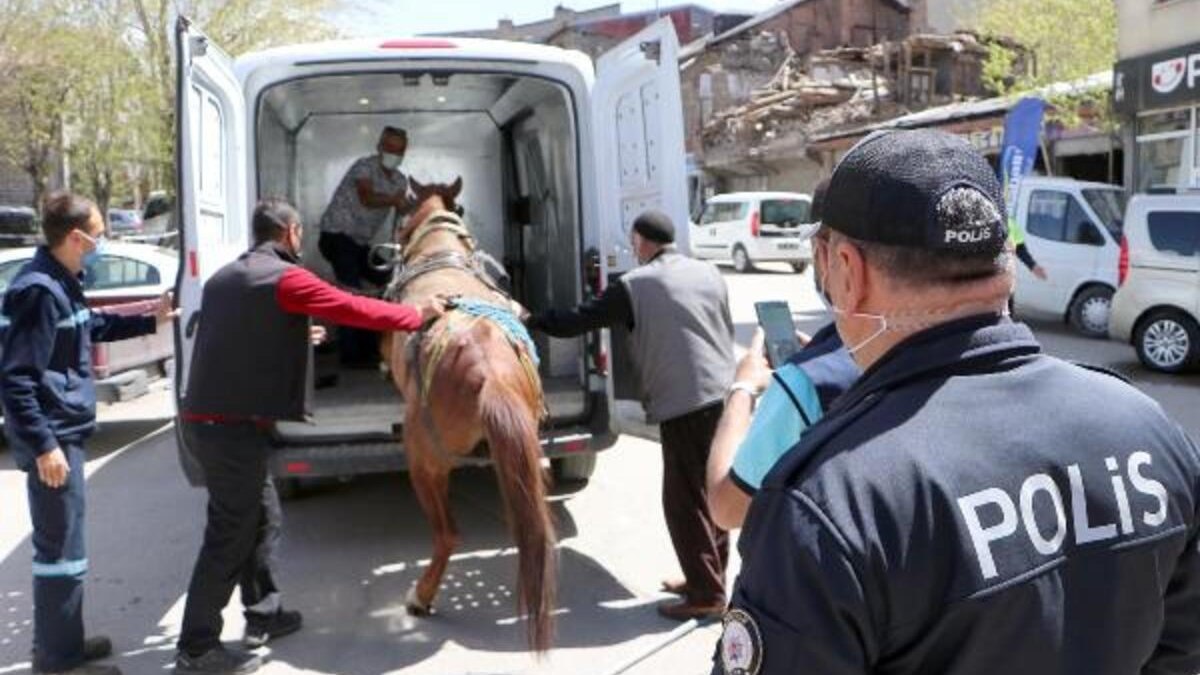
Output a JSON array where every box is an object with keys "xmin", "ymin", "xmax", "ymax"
[
  {"xmin": 732, "ymin": 245, "xmax": 754, "ymax": 273},
  {"xmin": 552, "ymin": 453, "xmax": 597, "ymax": 484},
  {"xmin": 1134, "ymin": 310, "xmax": 1200, "ymax": 374},
  {"xmin": 1067, "ymin": 285, "xmax": 1113, "ymax": 338},
  {"xmin": 790, "ymin": 261, "xmax": 808, "ymax": 274}
]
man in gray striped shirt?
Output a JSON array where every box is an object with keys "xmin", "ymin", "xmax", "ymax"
[{"xmin": 318, "ymin": 126, "xmax": 413, "ymax": 365}]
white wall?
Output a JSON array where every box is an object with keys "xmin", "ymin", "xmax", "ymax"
[
  {"xmin": 262, "ymin": 112, "xmax": 506, "ymax": 279},
  {"xmin": 1118, "ymin": 0, "xmax": 1200, "ymax": 59}
]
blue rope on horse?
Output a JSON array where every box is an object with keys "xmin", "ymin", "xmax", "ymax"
[{"xmin": 450, "ymin": 297, "xmax": 540, "ymax": 366}]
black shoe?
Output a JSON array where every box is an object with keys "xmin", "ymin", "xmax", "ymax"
[
  {"xmin": 243, "ymin": 609, "xmax": 303, "ymax": 649},
  {"xmin": 174, "ymin": 645, "xmax": 261, "ymax": 674},
  {"xmin": 33, "ymin": 636, "xmax": 113, "ymax": 672}
]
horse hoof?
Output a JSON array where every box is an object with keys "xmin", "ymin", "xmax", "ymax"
[{"xmin": 406, "ymin": 587, "xmax": 433, "ymax": 616}]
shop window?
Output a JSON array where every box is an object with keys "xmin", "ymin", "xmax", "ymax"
[
  {"xmin": 1138, "ymin": 108, "xmax": 1191, "ymax": 136},
  {"xmin": 1137, "ymin": 135, "xmax": 1192, "ymax": 192}
]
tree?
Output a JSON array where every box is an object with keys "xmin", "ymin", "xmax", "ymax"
[
  {"xmin": 0, "ymin": 0, "xmax": 340, "ymax": 213},
  {"xmin": 0, "ymin": 7, "xmax": 81, "ymax": 210},
  {"xmin": 976, "ymin": 0, "xmax": 1116, "ymax": 91},
  {"xmin": 126, "ymin": 0, "xmax": 341, "ymax": 194},
  {"xmin": 974, "ymin": 0, "xmax": 1116, "ymax": 127}
]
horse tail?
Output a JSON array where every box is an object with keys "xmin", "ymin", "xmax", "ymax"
[{"xmin": 480, "ymin": 375, "xmax": 557, "ymax": 652}]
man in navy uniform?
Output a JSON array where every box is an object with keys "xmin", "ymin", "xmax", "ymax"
[
  {"xmin": 0, "ymin": 192, "xmax": 173, "ymax": 675},
  {"xmin": 717, "ymin": 129, "xmax": 1200, "ymax": 675}
]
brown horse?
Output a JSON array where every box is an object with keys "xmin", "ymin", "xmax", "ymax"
[{"xmin": 384, "ymin": 177, "xmax": 556, "ymax": 652}]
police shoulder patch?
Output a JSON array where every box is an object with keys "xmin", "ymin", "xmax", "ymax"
[{"xmin": 720, "ymin": 608, "xmax": 763, "ymax": 675}]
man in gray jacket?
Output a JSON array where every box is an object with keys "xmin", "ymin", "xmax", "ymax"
[{"xmin": 529, "ymin": 211, "xmax": 736, "ymax": 620}]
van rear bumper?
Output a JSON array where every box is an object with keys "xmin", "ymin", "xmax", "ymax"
[{"xmin": 265, "ymin": 427, "xmax": 617, "ymax": 480}]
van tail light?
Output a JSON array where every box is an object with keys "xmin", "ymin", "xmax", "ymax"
[
  {"xmin": 750, "ymin": 211, "xmax": 761, "ymax": 238},
  {"xmin": 92, "ymin": 344, "xmax": 109, "ymax": 379},
  {"xmin": 1118, "ymin": 235, "xmax": 1129, "ymax": 286},
  {"xmin": 593, "ymin": 348, "xmax": 609, "ymax": 376}
]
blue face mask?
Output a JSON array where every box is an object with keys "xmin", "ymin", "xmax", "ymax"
[{"xmin": 79, "ymin": 231, "xmax": 106, "ymax": 269}]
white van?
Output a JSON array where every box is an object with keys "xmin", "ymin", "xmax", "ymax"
[
  {"xmin": 172, "ymin": 18, "xmax": 688, "ymax": 491},
  {"xmin": 1109, "ymin": 193, "xmax": 1200, "ymax": 373},
  {"xmin": 1010, "ymin": 177, "xmax": 1126, "ymax": 337},
  {"xmin": 691, "ymin": 192, "xmax": 815, "ymax": 273}
]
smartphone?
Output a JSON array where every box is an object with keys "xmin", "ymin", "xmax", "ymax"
[{"xmin": 755, "ymin": 300, "xmax": 802, "ymax": 368}]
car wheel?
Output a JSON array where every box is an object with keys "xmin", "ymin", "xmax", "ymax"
[
  {"xmin": 551, "ymin": 453, "xmax": 597, "ymax": 484},
  {"xmin": 732, "ymin": 245, "xmax": 753, "ymax": 273},
  {"xmin": 1134, "ymin": 310, "xmax": 1199, "ymax": 374},
  {"xmin": 1068, "ymin": 285, "xmax": 1113, "ymax": 339},
  {"xmin": 790, "ymin": 261, "xmax": 808, "ymax": 274}
]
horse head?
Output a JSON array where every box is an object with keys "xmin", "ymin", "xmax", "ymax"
[{"xmin": 406, "ymin": 176, "xmax": 463, "ymax": 228}]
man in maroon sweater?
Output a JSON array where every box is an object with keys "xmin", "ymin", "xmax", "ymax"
[{"xmin": 174, "ymin": 198, "xmax": 442, "ymax": 674}]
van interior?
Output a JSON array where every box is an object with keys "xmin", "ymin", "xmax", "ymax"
[{"xmin": 254, "ymin": 71, "xmax": 588, "ymax": 442}]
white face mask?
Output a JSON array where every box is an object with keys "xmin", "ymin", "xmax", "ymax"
[
  {"xmin": 820, "ymin": 258, "xmax": 890, "ymax": 355},
  {"xmin": 381, "ymin": 152, "xmax": 404, "ymax": 170}
]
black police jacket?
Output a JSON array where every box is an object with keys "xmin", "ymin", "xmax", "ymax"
[{"xmin": 717, "ymin": 315, "xmax": 1200, "ymax": 675}]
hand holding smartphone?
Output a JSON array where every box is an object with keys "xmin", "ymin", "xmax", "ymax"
[{"xmin": 754, "ymin": 300, "xmax": 802, "ymax": 368}]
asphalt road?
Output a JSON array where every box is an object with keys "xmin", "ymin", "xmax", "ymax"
[{"xmin": 0, "ymin": 263, "xmax": 1196, "ymax": 675}]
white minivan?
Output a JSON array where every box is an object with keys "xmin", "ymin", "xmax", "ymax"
[
  {"xmin": 691, "ymin": 192, "xmax": 815, "ymax": 273},
  {"xmin": 1010, "ymin": 177, "xmax": 1127, "ymax": 337},
  {"xmin": 1109, "ymin": 193, "xmax": 1200, "ymax": 373},
  {"xmin": 172, "ymin": 18, "xmax": 688, "ymax": 491}
]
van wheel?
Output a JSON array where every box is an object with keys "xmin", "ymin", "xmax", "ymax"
[
  {"xmin": 732, "ymin": 246, "xmax": 754, "ymax": 273},
  {"xmin": 1068, "ymin": 285, "xmax": 1113, "ymax": 338},
  {"xmin": 552, "ymin": 453, "xmax": 597, "ymax": 484},
  {"xmin": 790, "ymin": 261, "xmax": 808, "ymax": 274},
  {"xmin": 1134, "ymin": 310, "xmax": 1199, "ymax": 373}
]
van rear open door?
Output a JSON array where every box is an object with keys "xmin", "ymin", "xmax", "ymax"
[
  {"xmin": 173, "ymin": 17, "xmax": 249, "ymax": 478},
  {"xmin": 592, "ymin": 18, "xmax": 688, "ymax": 434},
  {"xmin": 592, "ymin": 18, "xmax": 689, "ymax": 271}
]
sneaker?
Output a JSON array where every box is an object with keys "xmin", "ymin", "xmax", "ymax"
[
  {"xmin": 243, "ymin": 609, "xmax": 303, "ymax": 649},
  {"xmin": 174, "ymin": 645, "xmax": 261, "ymax": 674},
  {"xmin": 32, "ymin": 636, "xmax": 114, "ymax": 672},
  {"xmin": 36, "ymin": 665, "xmax": 122, "ymax": 675}
]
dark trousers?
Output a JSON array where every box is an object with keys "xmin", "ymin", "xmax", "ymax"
[
  {"xmin": 178, "ymin": 423, "xmax": 282, "ymax": 656},
  {"xmin": 318, "ymin": 230, "xmax": 389, "ymax": 365},
  {"xmin": 659, "ymin": 402, "xmax": 729, "ymax": 605},
  {"xmin": 28, "ymin": 442, "xmax": 88, "ymax": 672}
]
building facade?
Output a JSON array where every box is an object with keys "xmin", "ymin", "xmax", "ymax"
[{"xmin": 1113, "ymin": 0, "xmax": 1200, "ymax": 193}]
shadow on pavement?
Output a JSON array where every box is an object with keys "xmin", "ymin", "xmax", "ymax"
[{"xmin": 0, "ymin": 427, "xmax": 669, "ymax": 675}]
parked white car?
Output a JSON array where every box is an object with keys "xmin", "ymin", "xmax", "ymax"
[
  {"xmin": 1109, "ymin": 193, "xmax": 1200, "ymax": 373},
  {"xmin": 1010, "ymin": 177, "xmax": 1127, "ymax": 337},
  {"xmin": 0, "ymin": 242, "xmax": 177, "ymax": 378},
  {"xmin": 691, "ymin": 192, "xmax": 816, "ymax": 273}
]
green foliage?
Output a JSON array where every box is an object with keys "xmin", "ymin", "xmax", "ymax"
[
  {"xmin": 973, "ymin": 0, "xmax": 1117, "ymax": 130},
  {"xmin": 0, "ymin": 0, "xmax": 340, "ymax": 211}
]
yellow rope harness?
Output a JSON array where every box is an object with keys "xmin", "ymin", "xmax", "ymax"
[{"xmin": 417, "ymin": 309, "xmax": 544, "ymax": 417}]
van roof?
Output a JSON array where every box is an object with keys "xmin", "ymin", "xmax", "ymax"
[
  {"xmin": 1128, "ymin": 192, "xmax": 1200, "ymax": 209},
  {"xmin": 1019, "ymin": 176, "xmax": 1123, "ymax": 191},
  {"xmin": 707, "ymin": 191, "xmax": 811, "ymax": 202},
  {"xmin": 236, "ymin": 37, "xmax": 594, "ymax": 77}
]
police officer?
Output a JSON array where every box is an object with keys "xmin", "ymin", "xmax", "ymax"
[
  {"xmin": 174, "ymin": 199, "xmax": 444, "ymax": 674},
  {"xmin": 717, "ymin": 130, "xmax": 1200, "ymax": 675},
  {"xmin": 0, "ymin": 192, "xmax": 173, "ymax": 675}
]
